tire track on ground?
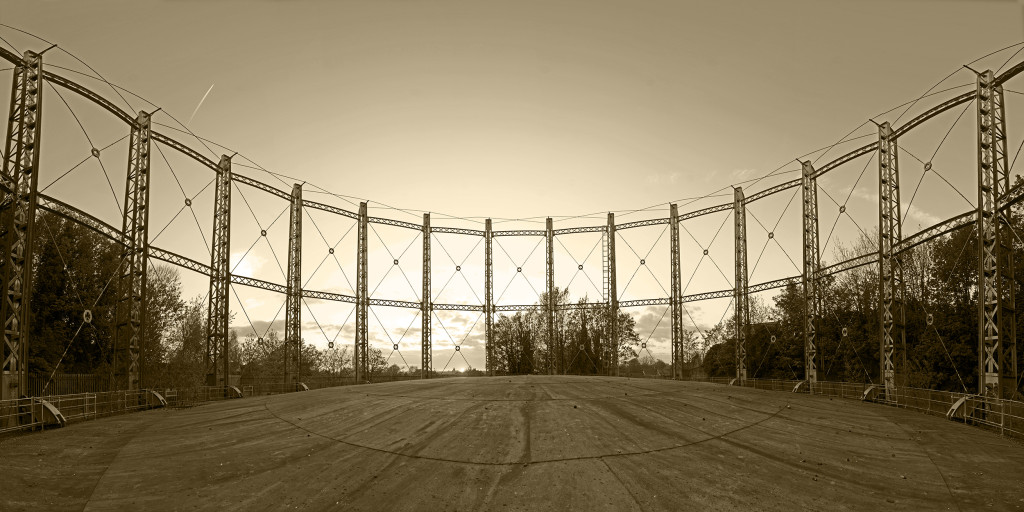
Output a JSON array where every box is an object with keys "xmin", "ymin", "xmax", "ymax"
[{"xmin": 261, "ymin": 400, "xmax": 786, "ymax": 467}]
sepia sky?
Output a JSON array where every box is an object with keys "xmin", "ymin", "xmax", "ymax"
[{"xmin": 3, "ymin": 0, "xmax": 1024, "ymax": 370}]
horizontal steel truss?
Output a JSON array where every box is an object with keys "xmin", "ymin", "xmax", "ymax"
[
  {"xmin": 42, "ymin": 188, "xmax": 806, "ymax": 308},
  {"xmin": 8, "ymin": 44, "xmax": 1024, "ymax": 241},
  {"xmin": 39, "ymin": 189, "xmax": 982, "ymax": 313},
  {"xmin": 188, "ymin": 157, "xmax": 1021, "ymax": 238}
]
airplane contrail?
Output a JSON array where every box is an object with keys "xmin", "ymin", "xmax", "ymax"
[{"xmin": 187, "ymin": 83, "xmax": 215, "ymax": 126}]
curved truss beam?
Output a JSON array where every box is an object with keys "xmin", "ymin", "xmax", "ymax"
[
  {"xmin": 40, "ymin": 179, "xmax": 978, "ymax": 319},
  {"xmin": 6, "ymin": 44, "xmax": 1024, "ymax": 224}
]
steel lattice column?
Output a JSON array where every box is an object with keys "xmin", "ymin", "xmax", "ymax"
[
  {"xmin": 546, "ymin": 217, "xmax": 555, "ymax": 373},
  {"xmin": 878, "ymin": 121, "xmax": 905, "ymax": 401},
  {"xmin": 284, "ymin": 183, "xmax": 302, "ymax": 389},
  {"xmin": 422, "ymin": 213, "xmax": 431, "ymax": 379},
  {"xmin": 0, "ymin": 51, "xmax": 42, "ymax": 404},
  {"xmin": 976, "ymin": 69, "xmax": 1017, "ymax": 398},
  {"xmin": 484, "ymin": 218, "xmax": 493, "ymax": 375},
  {"xmin": 669, "ymin": 203, "xmax": 682, "ymax": 379},
  {"xmin": 206, "ymin": 155, "xmax": 232, "ymax": 388},
  {"xmin": 801, "ymin": 160, "xmax": 820, "ymax": 388},
  {"xmin": 734, "ymin": 187, "xmax": 748, "ymax": 385},
  {"xmin": 606, "ymin": 213, "xmax": 618, "ymax": 376},
  {"xmin": 355, "ymin": 202, "xmax": 368, "ymax": 382},
  {"xmin": 112, "ymin": 110, "xmax": 152, "ymax": 391}
]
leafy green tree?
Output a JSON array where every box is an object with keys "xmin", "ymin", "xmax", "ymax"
[
  {"xmin": 489, "ymin": 287, "xmax": 641, "ymax": 375},
  {"xmin": 162, "ymin": 296, "xmax": 207, "ymax": 389},
  {"xmin": 141, "ymin": 264, "xmax": 185, "ymax": 387},
  {"xmin": 29, "ymin": 212, "xmax": 120, "ymax": 380}
]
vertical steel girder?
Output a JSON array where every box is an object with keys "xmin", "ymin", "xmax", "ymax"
[
  {"xmin": 606, "ymin": 213, "xmax": 618, "ymax": 376},
  {"xmin": 976, "ymin": 69, "xmax": 1017, "ymax": 398},
  {"xmin": 206, "ymin": 155, "xmax": 232, "ymax": 387},
  {"xmin": 734, "ymin": 187, "xmax": 748, "ymax": 384},
  {"xmin": 284, "ymin": 183, "xmax": 302, "ymax": 388},
  {"xmin": 356, "ymin": 202, "xmax": 368, "ymax": 382},
  {"xmin": 112, "ymin": 110, "xmax": 152, "ymax": 391},
  {"xmin": 801, "ymin": 160, "xmax": 820, "ymax": 387},
  {"xmin": 546, "ymin": 217, "xmax": 554, "ymax": 372},
  {"xmin": 669, "ymin": 203, "xmax": 682, "ymax": 379},
  {"xmin": 484, "ymin": 218, "xmax": 494, "ymax": 375},
  {"xmin": 878, "ymin": 122, "xmax": 905, "ymax": 401},
  {"xmin": 0, "ymin": 51, "xmax": 42, "ymax": 403},
  {"xmin": 422, "ymin": 213, "xmax": 431, "ymax": 378}
]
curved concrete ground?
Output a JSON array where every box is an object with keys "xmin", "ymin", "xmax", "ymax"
[{"xmin": 2, "ymin": 376, "xmax": 1023, "ymax": 511}]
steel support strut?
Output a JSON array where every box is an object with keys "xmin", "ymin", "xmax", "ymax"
[
  {"xmin": 206, "ymin": 155, "xmax": 231, "ymax": 388},
  {"xmin": 878, "ymin": 122, "xmax": 905, "ymax": 401},
  {"xmin": 484, "ymin": 218, "xmax": 494, "ymax": 375},
  {"xmin": 669, "ymin": 204, "xmax": 682, "ymax": 379},
  {"xmin": 734, "ymin": 187, "xmax": 748, "ymax": 384},
  {"xmin": 284, "ymin": 183, "xmax": 302, "ymax": 389},
  {"xmin": 112, "ymin": 110, "xmax": 152, "ymax": 391},
  {"xmin": 801, "ymin": 161, "xmax": 820, "ymax": 389},
  {"xmin": 976, "ymin": 69, "xmax": 1017, "ymax": 398},
  {"xmin": 606, "ymin": 213, "xmax": 618, "ymax": 376},
  {"xmin": 356, "ymin": 202, "xmax": 368, "ymax": 382},
  {"xmin": 0, "ymin": 51, "xmax": 42, "ymax": 404},
  {"xmin": 546, "ymin": 217, "xmax": 555, "ymax": 373},
  {"xmin": 422, "ymin": 213, "xmax": 431, "ymax": 378}
]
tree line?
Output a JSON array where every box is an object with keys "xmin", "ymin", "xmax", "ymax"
[
  {"xmin": 27, "ymin": 211, "xmax": 354, "ymax": 391},
  {"xmin": 702, "ymin": 210, "xmax": 1024, "ymax": 397},
  {"xmin": 488, "ymin": 287, "xmax": 689, "ymax": 376}
]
